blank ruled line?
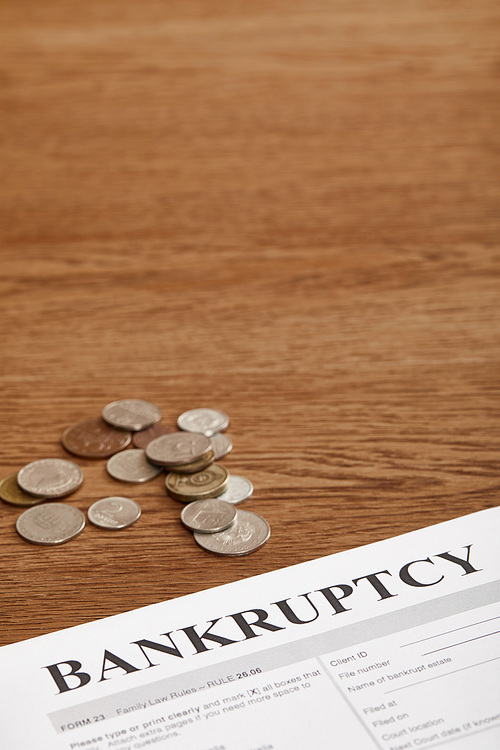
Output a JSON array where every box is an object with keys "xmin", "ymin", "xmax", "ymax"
[
  {"xmin": 400, "ymin": 615, "xmax": 500, "ymax": 648},
  {"xmin": 422, "ymin": 629, "xmax": 500, "ymax": 656},
  {"xmin": 384, "ymin": 655, "xmax": 500, "ymax": 694}
]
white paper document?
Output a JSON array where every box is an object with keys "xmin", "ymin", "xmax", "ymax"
[{"xmin": 1, "ymin": 507, "xmax": 499, "ymax": 749}]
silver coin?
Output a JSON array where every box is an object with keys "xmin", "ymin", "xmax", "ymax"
[
  {"xmin": 177, "ymin": 408, "xmax": 229, "ymax": 437},
  {"xmin": 16, "ymin": 503, "xmax": 85, "ymax": 545},
  {"xmin": 216, "ymin": 474, "xmax": 253, "ymax": 505},
  {"xmin": 165, "ymin": 450, "xmax": 215, "ymax": 474},
  {"xmin": 88, "ymin": 496, "xmax": 141, "ymax": 529},
  {"xmin": 210, "ymin": 432, "xmax": 233, "ymax": 460},
  {"xmin": 193, "ymin": 509, "xmax": 270, "ymax": 556},
  {"xmin": 17, "ymin": 458, "xmax": 83, "ymax": 499},
  {"xmin": 102, "ymin": 399, "xmax": 161, "ymax": 431},
  {"xmin": 146, "ymin": 432, "xmax": 212, "ymax": 467},
  {"xmin": 181, "ymin": 498, "xmax": 236, "ymax": 534},
  {"xmin": 106, "ymin": 449, "xmax": 163, "ymax": 483}
]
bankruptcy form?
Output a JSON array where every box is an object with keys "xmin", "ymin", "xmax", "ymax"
[{"xmin": 1, "ymin": 507, "xmax": 499, "ymax": 749}]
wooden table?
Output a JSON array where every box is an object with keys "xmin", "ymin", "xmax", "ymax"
[{"xmin": 0, "ymin": 1, "xmax": 498, "ymax": 648}]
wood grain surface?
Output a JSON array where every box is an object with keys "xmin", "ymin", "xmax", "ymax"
[{"xmin": 0, "ymin": 0, "xmax": 499, "ymax": 648}]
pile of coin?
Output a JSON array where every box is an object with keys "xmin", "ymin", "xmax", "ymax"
[
  {"xmin": 1, "ymin": 401, "xmax": 270, "ymax": 555},
  {"xmin": 181, "ymin": 499, "xmax": 270, "ymax": 557}
]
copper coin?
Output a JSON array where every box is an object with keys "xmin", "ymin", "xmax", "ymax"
[
  {"xmin": 132, "ymin": 422, "xmax": 176, "ymax": 449},
  {"xmin": 62, "ymin": 418, "xmax": 132, "ymax": 458}
]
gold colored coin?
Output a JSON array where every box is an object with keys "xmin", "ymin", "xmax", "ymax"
[
  {"xmin": 166, "ymin": 464, "xmax": 229, "ymax": 502},
  {"xmin": 0, "ymin": 474, "xmax": 46, "ymax": 507}
]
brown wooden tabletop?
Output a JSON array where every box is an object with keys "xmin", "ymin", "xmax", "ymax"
[{"xmin": 0, "ymin": 1, "xmax": 499, "ymax": 649}]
